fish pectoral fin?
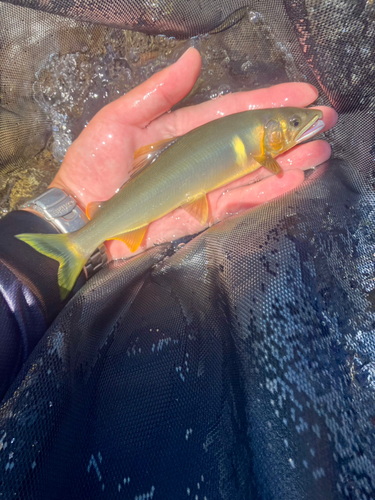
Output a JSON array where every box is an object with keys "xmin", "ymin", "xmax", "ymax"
[
  {"xmin": 86, "ymin": 201, "xmax": 106, "ymax": 220},
  {"xmin": 181, "ymin": 193, "xmax": 209, "ymax": 226},
  {"xmin": 254, "ymin": 155, "xmax": 282, "ymax": 175},
  {"xmin": 263, "ymin": 157, "xmax": 282, "ymax": 175},
  {"xmin": 130, "ymin": 137, "xmax": 178, "ymax": 179},
  {"xmin": 262, "ymin": 156, "xmax": 282, "ymax": 174},
  {"xmin": 109, "ymin": 225, "xmax": 148, "ymax": 253}
]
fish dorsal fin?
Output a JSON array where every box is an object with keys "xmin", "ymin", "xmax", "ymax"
[
  {"xmin": 109, "ymin": 225, "xmax": 148, "ymax": 253},
  {"xmin": 130, "ymin": 137, "xmax": 178, "ymax": 179},
  {"xmin": 86, "ymin": 201, "xmax": 106, "ymax": 220},
  {"xmin": 181, "ymin": 193, "xmax": 209, "ymax": 226},
  {"xmin": 129, "ymin": 155, "xmax": 154, "ymax": 178},
  {"xmin": 133, "ymin": 137, "xmax": 177, "ymax": 159}
]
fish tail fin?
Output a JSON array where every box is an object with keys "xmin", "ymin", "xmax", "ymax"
[{"xmin": 15, "ymin": 232, "xmax": 87, "ymax": 300}]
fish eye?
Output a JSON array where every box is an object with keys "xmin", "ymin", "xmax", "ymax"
[{"xmin": 290, "ymin": 115, "xmax": 301, "ymax": 127}]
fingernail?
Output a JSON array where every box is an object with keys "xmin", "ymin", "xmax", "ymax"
[
  {"xmin": 178, "ymin": 47, "xmax": 194, "ymax": 61},
  {"xmin": 305, "ymin": 83, "xmax": 319, "ymax": 99}
]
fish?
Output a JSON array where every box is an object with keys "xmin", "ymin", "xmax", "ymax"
[{"xmin": 16, "ymin": 107, "xmax": 324, "ymax": 299}]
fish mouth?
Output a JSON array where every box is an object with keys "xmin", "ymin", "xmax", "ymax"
[{"xmin": 295, "ymin": 113, "xmax": 325, "ymax": 143}]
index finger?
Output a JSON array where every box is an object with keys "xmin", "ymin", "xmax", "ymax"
[
  {"xmin": 146, "ymin": 82, "xmax": 320, "ymax": 139},
  {"xmin": 95, "ymin": 47, "xmax": 202, "ymax": 129}
]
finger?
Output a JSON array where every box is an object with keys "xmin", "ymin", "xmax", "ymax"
[
  {"xmin": 212, "ymin": 169, "xmax": 305, "ymax": 221},
  {"xmin": 146, "ymin": 82, "xmax": 320, "ymax": 138},
  {"xmin": 308, "ymin": 106, "xmax": 338, "ymax": 133},
  {"xmin": 105, "ymin": 169, "xmax": 305, "ymax": 261},
  {"xmin": 217, "ymin": 140, "xmax": 331, "ymax": 192},
  {"xmin": 51, "ymin": 48, "xmax": 202, "ymax": 203},
  {"xmin": 94, "ymin": 47, "xmax": 202, "ymax": 128},
  {"xmin": 105, "ymin": 139, "xmax": 331, "ymax": 260},
  {"xmin": 278, "ymin": 139, "xmax": 331, "ymax": 171}
]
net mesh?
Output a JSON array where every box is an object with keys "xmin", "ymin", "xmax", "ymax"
[{"xmin": 0, "ymin": 1, "xmax": 375, "ymax": 499}]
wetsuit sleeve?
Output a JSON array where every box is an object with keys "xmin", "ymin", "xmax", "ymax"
[{"xmin": 0, "ymin": 210, "xmax": 85, "ymax": 399}]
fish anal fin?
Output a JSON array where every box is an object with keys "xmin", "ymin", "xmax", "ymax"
[
  {"xmin": 130, "ymin": 137, "xmax": 178, "ymax": 180},
  {"xmin": 86, "ymin": 201, "xmax": 105, "ymax": 220},
  {"xmin": 182, "ymin": 193, "xmax": 209, "ymax": 226},
  {"xmin": 109, "ymin": 225, "xmax": 148, "ymax": 253}
]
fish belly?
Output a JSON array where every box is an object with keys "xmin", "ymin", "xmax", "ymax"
[{"xmin": 75, "ymin": 119, "xmax": 263, "ymax": 248}]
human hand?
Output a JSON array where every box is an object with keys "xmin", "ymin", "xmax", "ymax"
[{"xmin": 50, "ymin": 47, "xmax": 338, "ymax": 260}]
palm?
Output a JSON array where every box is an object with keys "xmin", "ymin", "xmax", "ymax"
[{"xmin": 51, "ymin": 48, "xmax": 337, "ymax": 260}]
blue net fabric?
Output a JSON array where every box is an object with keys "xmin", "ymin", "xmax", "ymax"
[{"xmin": 1, "ymin": 160, "xmax": 375, "ymax": 499}]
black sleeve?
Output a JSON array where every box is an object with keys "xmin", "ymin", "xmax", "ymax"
[{"xmin": 0, "ymin": 210, "xmax": 85, "ymax": 398}]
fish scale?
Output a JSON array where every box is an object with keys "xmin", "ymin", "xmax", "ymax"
[{"xmin": 16, "ymin": 107, "xmax": 324, "ymax": 298}]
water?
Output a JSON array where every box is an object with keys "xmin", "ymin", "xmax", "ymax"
[{"xmin": 1, "ymin": 8, "xmax": 301, "ymax": 215}]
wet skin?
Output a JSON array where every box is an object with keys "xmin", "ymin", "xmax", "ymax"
[{"xmin": 50, "ymin": 47, "xmax": 338, "ymax": 260}]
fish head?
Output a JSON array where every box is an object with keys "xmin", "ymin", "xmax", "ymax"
[{"xmin": 263, "ymin": 107, "xmax": 324, "ymax": 156}]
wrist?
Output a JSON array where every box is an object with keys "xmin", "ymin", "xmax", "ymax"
[
  {"xmin": 20, "ymin": 187, "xmax": 108, "ymax": 280},
  {"xmin": 49, "ymin": 179, "xmax": 86, "ymax": 209},
  {"xmin": 20, "ymin": 188, "xmax": 89, "ymax": 234},
  {"xmin": 49, "ymin": 177, "xmax": 95, "ymax": 212}
]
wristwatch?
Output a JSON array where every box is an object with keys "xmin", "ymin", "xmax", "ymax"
[{"xmin": 20, "ymin": 188, "xmax": 108, "ymax": 279}]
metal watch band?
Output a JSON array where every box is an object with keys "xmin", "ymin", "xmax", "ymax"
[
  {"xmin": 83, "ymin": 245, "xmax": 108, "ymax": 280},
  {"xmin": 20, "ymin": 188, "xmax": 108, "ymax": 278},
  {"xmin": 20, "ymin": 188, "xmax": 88, "ymax": 233}
]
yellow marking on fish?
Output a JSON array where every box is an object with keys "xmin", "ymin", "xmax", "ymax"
[
  {"xmin": 248, "ymin": 126, "xmax": 265, "ymax": 161},
  {"xmin": 232, "ymin": 135, "xmax": 247, "ymax": 166},
  {"xmin": 15, "ymin": 107, "xmax": 324, "ymax": 298},
  {"xmin": 280, "ymin": 119, "xmax": 289, "ymax": 136}
]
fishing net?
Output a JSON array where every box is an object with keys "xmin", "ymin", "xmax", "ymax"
[{"xmin": 1, "ymin": 1, "xmax": 375, "ymax": 499}]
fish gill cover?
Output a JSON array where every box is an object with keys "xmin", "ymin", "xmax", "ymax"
[{"xmin": 0, "ymin": 1, "xmax": 375, "ymax": 499}]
